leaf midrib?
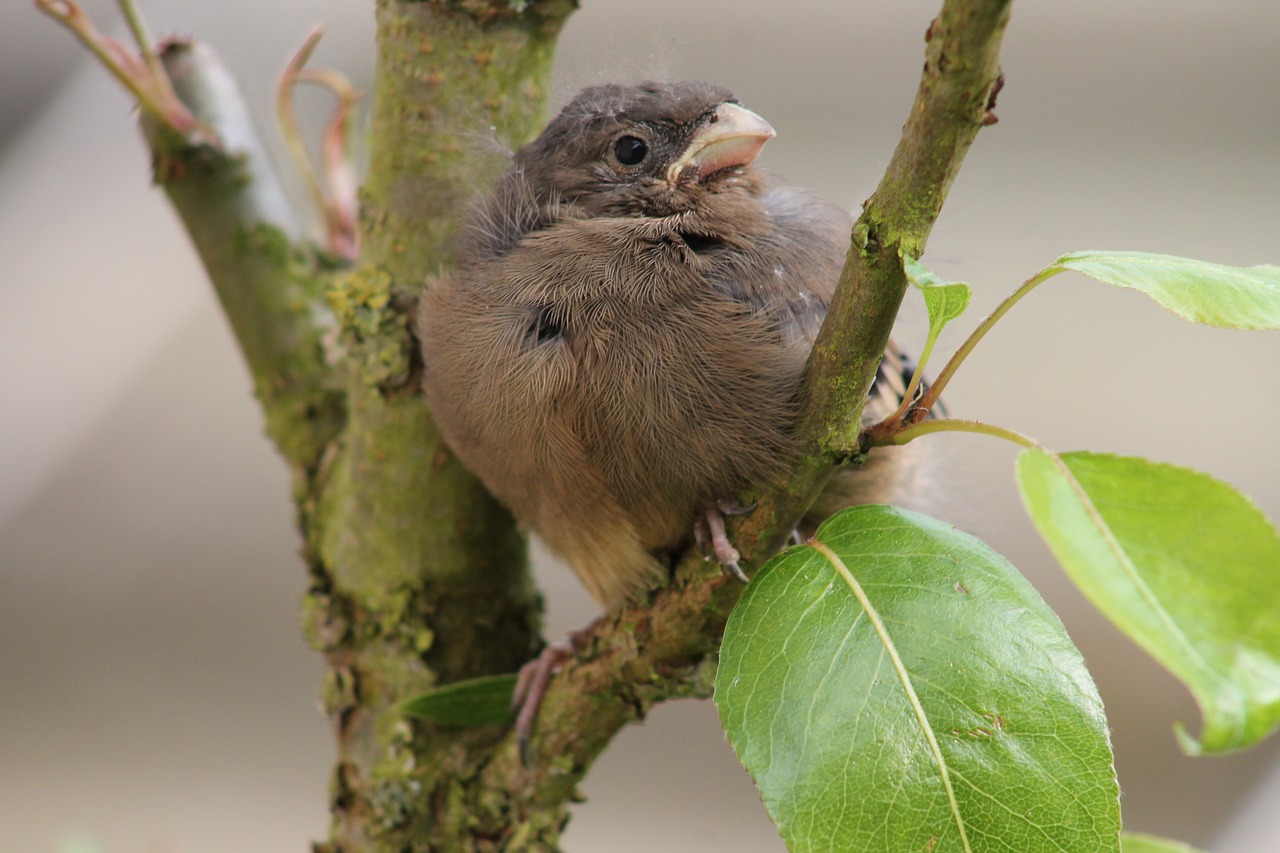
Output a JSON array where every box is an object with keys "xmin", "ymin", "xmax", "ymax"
[
  {"xmin": 1047, "ymin": 452, "xmax": 1242, "ymax": 744},
  {"xmin": 810, "ymin": 538, "xmax": 974, "ymax": 853}
]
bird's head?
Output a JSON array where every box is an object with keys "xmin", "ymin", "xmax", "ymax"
[{"xmin": 514, "ymin": 81, "xmax": 776, "ymax": 218}]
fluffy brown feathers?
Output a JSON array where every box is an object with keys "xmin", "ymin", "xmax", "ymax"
[{"xmin": 419, "ymin": 81, "xmax": 923, "ymax": 607}]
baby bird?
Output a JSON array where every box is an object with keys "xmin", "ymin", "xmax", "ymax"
[{"xmin": 419, "ymin": 81, "xmax": 923, "ymax": 609}]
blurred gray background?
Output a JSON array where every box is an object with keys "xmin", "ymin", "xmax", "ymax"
[{"xmin": 3, "ymin": 1, "xmax": 1278, "ymax": 850}]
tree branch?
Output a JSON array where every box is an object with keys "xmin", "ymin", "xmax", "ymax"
[
  {"xmin": 803, "ymin": 7, "xmax": 1011, "ymax": 459},
  {"xmin": 499, "ymin": 0, "xmax": 1014, "ymax": 816},
  {"xmin": 152, "ymin": 40, "xmax": 346, "ymax": 477},
  {"xmin": 311, "ymin": 1, "xmax": 577, "ymax": 848},
  {"xmin": 39, "ymin": 0, "xmax": 345, "ymax": 476}
]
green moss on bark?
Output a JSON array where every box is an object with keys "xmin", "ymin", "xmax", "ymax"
[{"xmin": 316, "ymin": 2, "xmax": 576, "ymax": 849}]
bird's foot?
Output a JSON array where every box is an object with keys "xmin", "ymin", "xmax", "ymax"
[
  {"xmin": 695, "ymin": 503, "xmax": 752, "ymax": 584},
  {"xmin": 512, "ymin": 618, "xmax": 601, "ymax": 765}
]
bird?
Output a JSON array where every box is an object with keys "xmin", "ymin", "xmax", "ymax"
[{"xmin": 416, "ymin": 81, "xmax": 932, "ymax": 745}]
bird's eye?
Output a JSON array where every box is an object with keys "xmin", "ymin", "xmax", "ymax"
[{"xmin": 613, "ymin": 135, "xmax": 649, "ymax": 166}]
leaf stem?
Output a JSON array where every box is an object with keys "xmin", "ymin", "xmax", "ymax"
[
  {"xmin": 36, "ymin": 0, "xmax": 202, "ymax": 139},
  {"xmin": 38, "ymin": 1, "xmax": 152, "ymax": 112},
  {"xmin": 116, "ymin": 0, "xmax": 165, "ymax": 83},
  {"xmin": 875, "ymin": 417, "xmax": 1041, "ymax": 450},
  {"xmin": 299, "ymin": 67, "xmax": 361, "ymax": 260},
  {"xmin": 895, "ymin": 326, "xmax": 939, "ymax": 423},
  {"xmin": 276, "ymin": 26, "xmax": 330, "ymax": 237},
  {"xmin": 917, "ymin": 266, "xmax": 1064, "ymax": 410}
]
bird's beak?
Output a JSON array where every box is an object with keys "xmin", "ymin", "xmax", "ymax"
[{"xmin": 667, "ymin": 102, "xmax": 776, "ymax": 184}]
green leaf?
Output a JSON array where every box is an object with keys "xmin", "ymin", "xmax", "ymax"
[
  {"xmin": 1016, "ymin": 449, "xmax": 1280, "ymax": 754},
  {"xmin": 1051, "ymin": 250, "xmax": 1280, "ymax": 329},
  {"xmin": 402, "ymin": 673, "xmax": 517, "ymax": 726},
  {"xmin": 905, "ymin": 256, "xmax": 972, "ymax": 329},
  {"xmin": 903, "ymin": 255, "xmax": 972, "ymax": 389},
  {"xmin": 1120, "ymin": 832, "xmax": 1207, "ymax": 853},
  {"xmin": 715, "ymin": 505, "xmax": 1120, "ymax": 853}
]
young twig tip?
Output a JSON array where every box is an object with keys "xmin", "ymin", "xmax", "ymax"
[
  {"xmin": 36, "ymin": 0, "xmax": 207, "ymax": 143},
  {"xmin": 277, "ymin": 24, "xmax": 361, "ymax": 260}
]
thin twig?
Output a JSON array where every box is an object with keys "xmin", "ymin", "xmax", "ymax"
[
  {"xmin": 116, "ymin": 0, "xmax": 165, "ymax": 83},
  {"xmin": 36, "ymin": 0, "xmax": 203, "ymax": 139},
  {"xmin": 277, "ymin": 26, "xmax": 330, "ymax": 226},
  {"xmin": 277, "ymin": 25, "xmax": 360, "ymax": 260}
]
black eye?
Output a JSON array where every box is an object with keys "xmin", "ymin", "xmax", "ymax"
[{"xmin": 613, "ymin": 135, "xmax": 648, "ymax": 166}]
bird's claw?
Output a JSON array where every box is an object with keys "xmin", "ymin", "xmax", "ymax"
[
  {"xmin": 512, "ymin": 638, "xmax": 573, "ymax": 766},
  {"xmin": 724, "ymin": 559, "xmax": 750, "ymax": 584},
  {"xmin": 512, "ymin": 617, "xmax": 604, "ymax": 766},
  {"xmin": 717, "ymin": 497, "xmax": 757, "ymax": 516},
  {"xmin": 701, "ymin": 504, "xmax": 750, "ymax": 583}
]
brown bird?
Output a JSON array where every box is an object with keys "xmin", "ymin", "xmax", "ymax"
[
  {"xmin": 417, "ymin": 81, "xmax": 930, "ymax": 738},
  {"xmin": 420, "ymin": 79, "xmax": 926, "ymax": 603}
]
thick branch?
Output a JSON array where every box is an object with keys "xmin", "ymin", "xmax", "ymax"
[
  {"xmin": 500, "ymin": 0, "xmax": 1014, "ymax": 814},
  {"xmin": 313, "ymin": 2, "xmax": 575, "ymax": 849}
]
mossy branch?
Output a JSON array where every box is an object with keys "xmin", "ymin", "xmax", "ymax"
[
  {"xmin": 150, "ymin": 40, "xmax": 346, "ymax": 478},
  {"xmin": 803, "ymin": 6, "xmax": 1010, "ymax": 458},
  {"xmin": 39, "ymin": 0, "xmax": 346, "ymax": 476},
  {"xmin": 312, "ymin": 2, "xmax": 575, "ymax": 848},
  {"xmin": 42, "ymin": 0, "xmax": 571, "ymax": 845}
]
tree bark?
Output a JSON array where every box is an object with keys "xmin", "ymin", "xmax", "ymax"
[{"xmin": 312, "ymin": 2, "xmax": 577, "ymax": 848}]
